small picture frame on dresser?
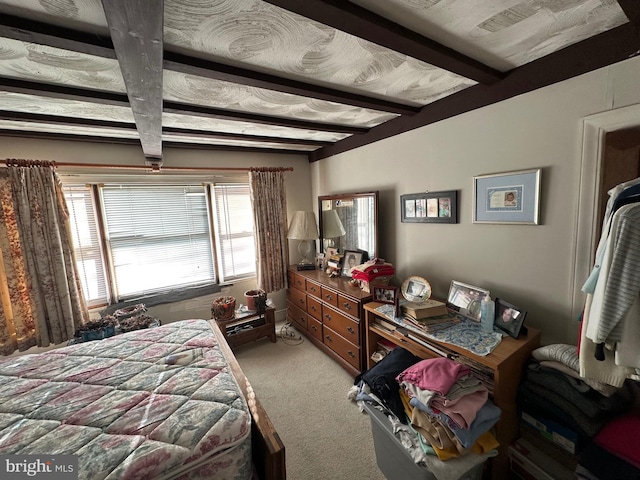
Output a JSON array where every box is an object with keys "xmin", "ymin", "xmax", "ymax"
[
  {"xmin": 373, "ymin": 286, "xmax": 400, "ymax": 316},
  {"xmin": 494, "ymin": 298, "xmax": 527, "ymax": 338},
  {"xmin": 341, "ymin": 250, "xmax": 363, "ymax": 277}
]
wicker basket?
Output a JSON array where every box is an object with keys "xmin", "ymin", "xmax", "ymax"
[{"xmin": 212, "ymin": 296, "xmax": 236, "ymax": 321}]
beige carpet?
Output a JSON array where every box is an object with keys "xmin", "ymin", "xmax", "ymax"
[{"xmin": 233, "ymin": 324, "xmax": 386, "ymax": 480}]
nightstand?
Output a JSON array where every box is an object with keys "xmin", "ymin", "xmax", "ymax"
[{"xmin": 214, "ymin": 307, "xmax": 276, "ymax": 349}]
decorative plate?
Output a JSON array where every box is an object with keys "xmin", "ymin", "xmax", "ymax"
[{"xmin": 401, "ymin": 276, "xmax": 432, "ymax": 303}]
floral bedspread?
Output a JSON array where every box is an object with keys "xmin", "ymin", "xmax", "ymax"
[{"xmin": 0, "ymin": 320, "xmax": 252, "ymax": 480}]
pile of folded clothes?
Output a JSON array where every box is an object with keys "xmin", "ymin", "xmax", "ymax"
[
  {"xmin": 576, "ymin": 410, "xmax": 640, "ymax": 479},
  {"xmin": 517, "ymin": 344, "xmax": 639, "ymax": 477},
  {"xmin": 350, "ymin": 258, "xmax": 395, "ymax": 293},
  {"xmin": 349, "ymin": 346, "xmax": 500, "ymax": 470},
  {"xmin": 520, "ymin": 344, "xmax": 633, "ymax": 440}
]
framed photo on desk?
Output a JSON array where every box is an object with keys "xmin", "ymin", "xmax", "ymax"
[{"xmin": 494, "ymin": 298, "xmax": 527, "ymax": 338}]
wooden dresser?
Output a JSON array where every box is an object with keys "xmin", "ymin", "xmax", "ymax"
[{"xmin": 287, "ymin": 266, "xmax": 372, "ymax": 376}]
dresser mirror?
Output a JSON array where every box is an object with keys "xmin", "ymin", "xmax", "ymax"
[{"xmin": 318, "ymin": 191, "xmax": 378, "ymax": 260}]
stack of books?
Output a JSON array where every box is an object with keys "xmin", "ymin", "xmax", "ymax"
[
  {"xmin": 400, "ymin": 298, "xmax": 460, "ymax": 334},
  {"xmin": 377, "ymin": 337, "xmax": 396, "ymax": 355},
  {"xmin": 326, "ymin": 253, "xmax": 344, "ymax": 269}
]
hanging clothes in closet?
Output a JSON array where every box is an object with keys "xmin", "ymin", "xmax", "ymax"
[{"xmin": 579, "ymin": 177, "xmax": 640, "ymax": 387}]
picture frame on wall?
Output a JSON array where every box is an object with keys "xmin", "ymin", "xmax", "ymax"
[
  {"xmin": 473, "ymin": 168, "xmax": 541, "ymax": 224},
  {"xmin": 401, "ymin": 190, "xmax": 458, "ymax": 223}
]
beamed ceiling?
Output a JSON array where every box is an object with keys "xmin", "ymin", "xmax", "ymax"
[{"xmin": 0, "ymin": 0, "xmax": 639, "ymax": 166}]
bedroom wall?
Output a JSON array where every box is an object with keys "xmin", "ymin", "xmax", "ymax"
[
  {"xmin": 310, "ymin": 55, "xmax": 640, "ymax": 346},
  {"xmin": 1, "ymin": 138, "xmax": 313, "ymax": 326}
]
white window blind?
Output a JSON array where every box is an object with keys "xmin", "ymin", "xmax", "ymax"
[
  {"xmin": 213, "ymin": 184, "xmax": 256, "ymax": 282},
  {"xmin": 101, "ymin": 184, "xmax": 215, "ymax": 298},
  {"xmin": 63, "ymin": 185, "xmax": 109, "ymax": 306}
]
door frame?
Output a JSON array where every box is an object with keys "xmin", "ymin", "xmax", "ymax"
[{"xmin": 571, "ymin": 103, "xmax": 640, "ymax": 333}]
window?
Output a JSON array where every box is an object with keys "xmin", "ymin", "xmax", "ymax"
[
  {"xmin": 63, "ymin": 182, "xmax": 255, "ymax": 306},
  {"xmin": 213, "ymin": 184, "xmax": 256, "ymax": 282},
  {"xmin": 64, "ymin": 186, "xmax": 109, "ymax": 306}
]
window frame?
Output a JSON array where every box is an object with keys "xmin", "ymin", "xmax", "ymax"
[{"xmin": 62, "ymin": 179, "xmax": 256, "ymax": 306}]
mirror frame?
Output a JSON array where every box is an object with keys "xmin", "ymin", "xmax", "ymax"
[{"xmin": 318, "ymin": 191, "xmax": 379, "ymax": 260}]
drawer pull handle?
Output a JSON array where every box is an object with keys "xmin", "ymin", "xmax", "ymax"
[
  {"xmin": 343, "ymin": 303, "xmax": 352, "ymax": 310},
  {"xmin": 324, "ymin": 314, "xmax": 331, "ymax": 321},
  {"xmin": 347, "ymin": 326, "xmax": 355, "ymax": 334},
  {"xmin": 325, "ymin": 335, "xmax": 332, "ymax": 342},
  {"xmin": 348, "ymin": 351, "xmax": 355, "ymax": 358},
  {"xmin": 325, "ymin": 295, "xmax": 333, "ymax": 301},
  {"xmin": 311, "ymin": 305, "xmax": 317, "ymax": 311}
]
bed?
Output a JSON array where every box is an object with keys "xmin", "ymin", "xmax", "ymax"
[{"xmin": 0, "ymin": 319, "xmax": 285, "ymax": 480}]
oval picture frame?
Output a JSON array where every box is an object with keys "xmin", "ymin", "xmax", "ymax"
[{"xmin": 401, "ymin": 276, "xmax": 432, "ymax": 303}]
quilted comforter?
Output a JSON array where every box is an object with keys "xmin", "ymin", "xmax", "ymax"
[{"xmin": 0, "ymin": 319, "xmax": 252, "ymax": 480}]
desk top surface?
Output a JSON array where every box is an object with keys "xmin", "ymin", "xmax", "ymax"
[{"xmin": 365, "ymin": 301, "xmax": 540, "ymax": 367}]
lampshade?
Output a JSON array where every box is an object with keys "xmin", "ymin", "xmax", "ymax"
[
  {"xmin": 322, "ymin": 210, "xmax": 346, "ymax": 238},
  {"xmin": 287, "ymin": 211, "xmax": 319, "ymax": 240},
  {"xmin": 288, "ymin": 211, "xmax": 318, "ymax": 267}
]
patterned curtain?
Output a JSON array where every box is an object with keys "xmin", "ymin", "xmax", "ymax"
[
  {"xmin": 249, "ymin": 168, "xmax": 289, "ymax": 293},
  {"xmin": 0, "ymin": 160, "xmax": 88, "ymax": 355}
]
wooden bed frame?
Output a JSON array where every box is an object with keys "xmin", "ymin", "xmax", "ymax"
[{"xmin": 210, "ymin": 320, "xmax": 286, "ymax": 480}]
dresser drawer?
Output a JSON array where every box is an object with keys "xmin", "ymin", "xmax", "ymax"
[
  {"xmin": 308, "ymin": 316, "xmax": 323, "ymax": 342},
  {"xmin": 287, "ymin": 301, "xmax": 308, "ymax": 331},
  {"xmin": 288, "ymin": 271, "xmax": 306, "ymax": 290},
  {"xmin": 321, "ymin": 304, "xmax": 359, "ymax": 347},
  {"xmin": 288, "ymin": 287, "xmax": 307, "ymax": 311},
  {"xmin": 306, "ymin": 295, "xmax": 322, "ymax": 321},
  {"xmin": 323, "ymin": 325, "xmax": 360, "ymax": 370},
  {"xmin": 305, "ymin": 280, "xmax": 322, "ymax": 299},
  {"xmin": 337, "ymin": 294, "xmax": 359, "ymax": 318},
  {"xmin": 321, "ymin": 286, "xmax": 339, "ymax": 307}
]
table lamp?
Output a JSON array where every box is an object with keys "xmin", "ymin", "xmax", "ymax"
[
  {"xmin": 287, "ymin": 211, "xmax": 319, "ymax": 269},
  {"xmin": 322, "ymin": 210, "xmax": 345, "ymax": 251}
]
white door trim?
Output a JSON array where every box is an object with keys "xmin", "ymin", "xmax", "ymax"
[{"xmin": 571, "ymin": 104, "xmax": 640, "ymax": 334}]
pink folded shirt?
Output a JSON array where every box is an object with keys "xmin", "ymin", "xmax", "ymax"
[{"xmin": 396, "ymin": 357, "xmax": 470, "ymax": 396}]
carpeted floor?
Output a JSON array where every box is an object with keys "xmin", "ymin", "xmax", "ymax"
[{"xmin": 234, "ymin": 323, "xmax": 386, "ymax": 480}]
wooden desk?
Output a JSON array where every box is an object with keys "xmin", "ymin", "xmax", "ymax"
[
  {"xmin": 364, "ymin": 302, "xmax": 540, "ymax": 480},
  {"xmin": 215, "ymin": 307, "xmax": 276, "ymax": 349}
]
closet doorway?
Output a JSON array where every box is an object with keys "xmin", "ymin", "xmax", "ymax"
[
  {"xmin": 571, "ymin": 104, "xmax": 640, "ymax": 342},
  {"xmin": 595, "ymin": 127, "xmax": 640, "ymax": 241}
]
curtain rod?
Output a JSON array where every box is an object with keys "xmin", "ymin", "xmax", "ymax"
[{"xmin": 0, "ymin": 159, "xmax": 294, "ymax": 173}]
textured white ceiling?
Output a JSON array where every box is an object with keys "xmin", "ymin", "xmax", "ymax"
[{"xmin": 0, "ymin": 0, "xmax": 632, "ymax": 156}]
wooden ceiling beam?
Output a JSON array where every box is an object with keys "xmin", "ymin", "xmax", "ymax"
[
  {"xmin": 262, "ymin": 0, "xmax": 503, "ymax": 84},
  {"xmin": 619, "ymin": 0, "xmax": 640, "ymax": 27},
  {"xmin": 0, "ymin": 128, "xmax": 311, "ymax": 155},
  {"xmin": 101, "ymin": 0, "xmax": 164, "ymax": 161},
  {"xmin": 0, "ymin": 77, "xmax": 130, "ymax": 106},
  {"xmin": 310, "ymin": 23, "xmax": 640, "ymax": 161},
  {"xmin": 164, "ymin": 53, "xmax": 418, "ymax": 115},
  {"xmin": 0, "ymin": 14, "xmax": 115, "ymax": 58},
  {"xmin": 0, "ymin": 110, "xmax": 327, "ymax": 147},
  {"xmin": 0, "ymin": 110, "xmax": 136, "ymax": 130},
  {"xmin": 163, "ymin": 101, "xmax": 367, "ymax": 135},
  {"xmin": 0, "ymin": 14, "xmax": 414, "ymax": 116},
  {"xmin": 163, "ymin": 127, "xmax": 330, "ymax": 147},
  {"xmin": 0, "ymin": 78, "xmax": 362, "ymax": 135}
]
